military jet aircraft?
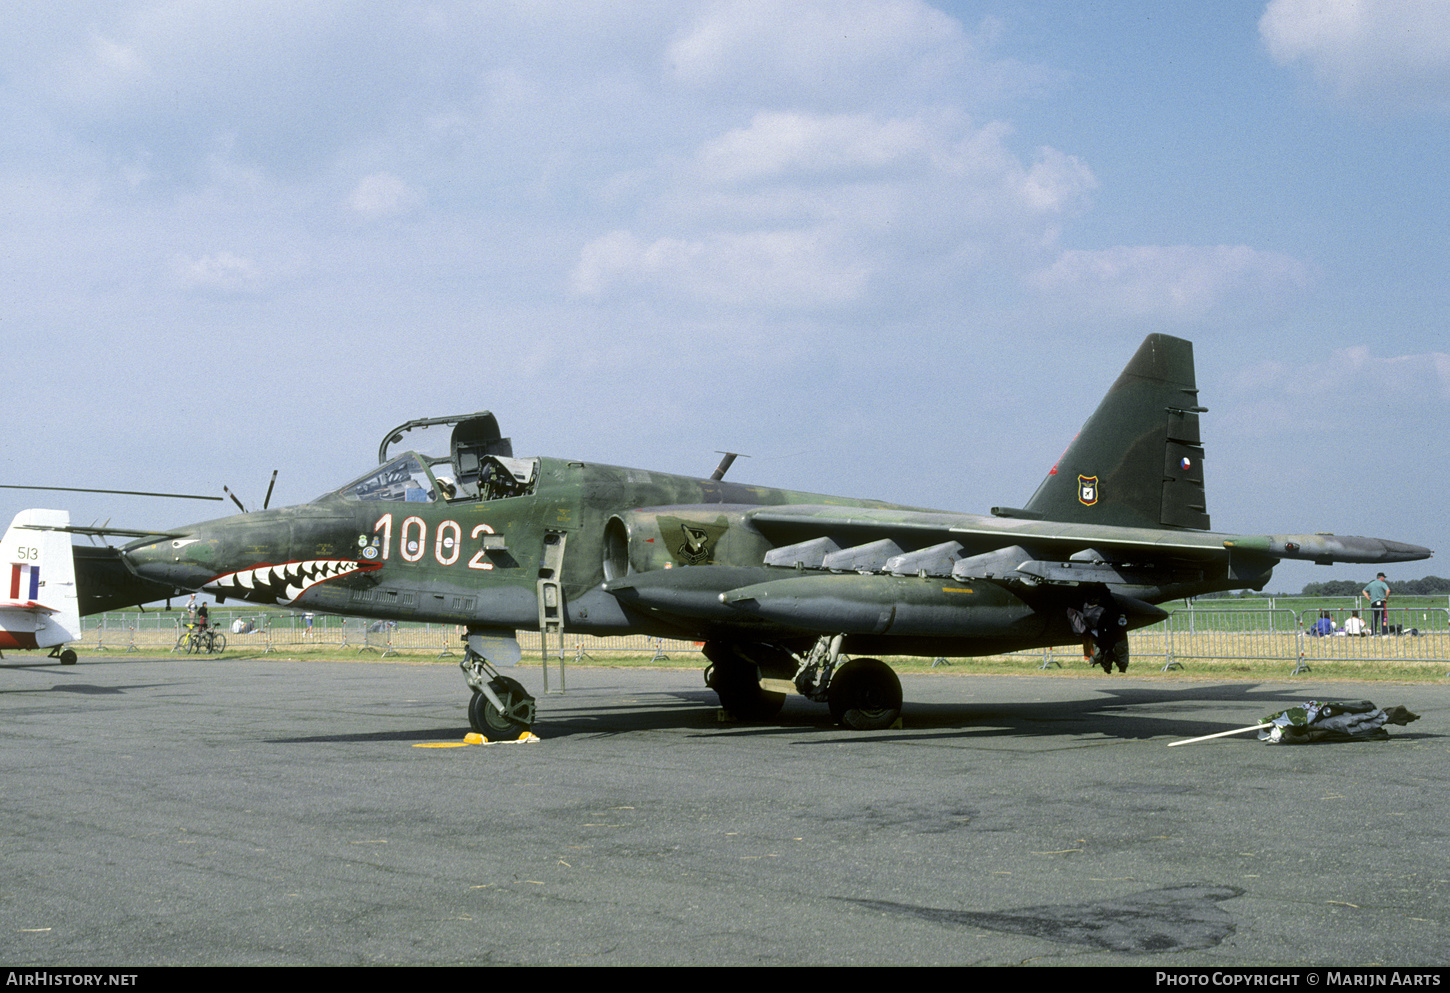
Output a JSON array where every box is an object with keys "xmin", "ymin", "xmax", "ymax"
[{"xmin": 58, "ymin": 334, "xmax": 1432, "ymax": 733}]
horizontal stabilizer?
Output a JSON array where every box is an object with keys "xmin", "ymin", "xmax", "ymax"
[
  {"xmin": 0, "ymin": 600, "xmax": 59, "ymax": 615},
  {"xmin": 1227, "ymin": 534, "xmax": 1433, "ymax": 565}
]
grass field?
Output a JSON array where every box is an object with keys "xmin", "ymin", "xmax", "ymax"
[
  {"xmin": 56, "ymin": 641, "xmax": 1448, "ymax": 685},
  {"xmin": 47, "ymin": 603, "xmax": 1450, "ymax": 685}
]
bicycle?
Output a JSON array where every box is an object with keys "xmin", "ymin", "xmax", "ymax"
[{"xmin": 176, "ymin": 622, "xmax": 227, "ymax": 655}]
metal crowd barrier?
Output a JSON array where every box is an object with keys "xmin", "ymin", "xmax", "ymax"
[
  {"xmin": 75, "ymin": 604, "xmax": 1450, "ymax": 667},
  {"xmin": 1294, "ymin": 606, "xmax": 1450, "ymax": 662},
  {"xmin": 76, "ymin": 610, "xmax": 707, "ymax": 660},
  {"xmin": 1017, "ymin": 605, "xmax": 1450, "ymax": 669}
]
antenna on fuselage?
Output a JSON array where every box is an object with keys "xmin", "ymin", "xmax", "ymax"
[
  {"xmin": 224, "ymin": 470, "xmax": 279, "ymax": 513},
  {"xmin": 710, "ymin": 452, "xmax": 749, "ymax": 481}
]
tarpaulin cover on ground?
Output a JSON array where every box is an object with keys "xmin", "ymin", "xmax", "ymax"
[{"xmin": 1258, "ymin": 700, "xmax": 1419, "ymax": 744}]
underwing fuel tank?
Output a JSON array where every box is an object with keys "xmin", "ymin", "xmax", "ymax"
[
  {"xmin": 605, "ymin": 566, "xmax": 773, "ymax": 621},
  {"xmin": 719, "ymin": 573, "xmax": 1167, "ymax": 639}
]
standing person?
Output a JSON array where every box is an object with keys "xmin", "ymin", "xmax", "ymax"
[
  {"xmin": 1362, "ymin": 572, "xmax": 1391, "ymax": 635},
  {"xmin": 1067, "ymin": 588, "xmax": 1129, "ymax": 673}
]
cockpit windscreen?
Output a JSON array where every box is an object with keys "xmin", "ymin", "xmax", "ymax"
[{"xmin": 330, "ymin": 454, "xmax": 440, "ymax": 503}]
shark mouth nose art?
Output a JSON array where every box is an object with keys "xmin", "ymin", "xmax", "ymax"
[{"xmin": 204, "ymin": 559, "xmax": 379, "ymax": 605}]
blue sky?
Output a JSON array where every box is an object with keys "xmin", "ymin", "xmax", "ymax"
[{"xmin": 2, "ymin": 0, "xmax": 1446, "ymax": 595}]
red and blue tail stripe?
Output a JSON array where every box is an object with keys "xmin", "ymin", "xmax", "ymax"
[{"xmin": 10, "ymin": 563, "xmax": 40, "ymax": 601}]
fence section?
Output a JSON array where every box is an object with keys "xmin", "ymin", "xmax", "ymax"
[
  {"xmin": 72, "ymin": 602, "xmax": 1450, "ymax": 667},
  {"xmin": 76, "ymin": 610, "xmax": 705, "ymax": 661},
  {"xmin": 1294, "ymin": 606, "xmax": 1450, "ymax": 662}
]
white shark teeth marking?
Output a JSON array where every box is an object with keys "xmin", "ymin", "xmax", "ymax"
[{"xmin": 205, "ymin": 559, "xmax": 371, "ymax": 604}]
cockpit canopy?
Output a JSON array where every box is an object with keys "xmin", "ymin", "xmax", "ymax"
[
  {"xmin": 317, "ymin": 410, "xmax": 539, "ymax": 504},
  {"xmin": 322, "ymin": 453, "xmax": 538, "ymax": 505}
]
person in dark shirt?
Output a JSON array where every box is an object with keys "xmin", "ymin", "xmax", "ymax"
[{"xmin": 1362, "ymin": 573, "xmax": 1390, "ymax": 634}]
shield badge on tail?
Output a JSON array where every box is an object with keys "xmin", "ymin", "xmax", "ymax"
[{"xmin": 1078, "ymin": 475, "xmax": 1099, "ymax": 506}]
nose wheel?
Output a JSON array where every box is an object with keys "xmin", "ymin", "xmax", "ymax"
[
  {"xmin": 467, "ymin": 675, "xmax": 534, "ymax": 737},
  {"xmin": 460, "ymin": 647, "xmax": 536, "ymax": 738}
]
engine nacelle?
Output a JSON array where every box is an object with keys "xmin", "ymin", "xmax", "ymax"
[{"xmin": 601, "ymin": 507, "xmax": 770, "ymax": 580}]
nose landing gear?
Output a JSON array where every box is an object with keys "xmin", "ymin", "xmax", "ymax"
[{"xmin": 459, "ymin": 629, "xmax": 536, "ymax": 737}]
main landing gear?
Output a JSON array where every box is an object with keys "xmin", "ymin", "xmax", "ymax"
[
  {"xmin": 704, "ymin": 634, "xmax": 903, "ymax": 731},
  {"xmin": 459, "ymin": 638, "xmax": 536, "ymax": 738}
]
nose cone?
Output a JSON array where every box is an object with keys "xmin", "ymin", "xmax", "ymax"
[
  {"xmin": 121, "ymin": 509, "xmax": 295, "ymax": 594},
  {"xmin": 121, "ymin": 531, "xmax": 233, "ymax": 592},
  {"xmin": 1378, "ymin": 539, "xmax": 1435, "ymax": 563},
  {"xmin": 121, "ymin": 508, "xmax": 377, "ymax": 606}
]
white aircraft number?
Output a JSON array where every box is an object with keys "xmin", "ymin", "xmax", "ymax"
[{"xmin": 372, "ymin": 514, "xmax": 495, "ymax": 570}]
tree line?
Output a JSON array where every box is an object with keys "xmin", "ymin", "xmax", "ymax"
[
  {"xmin": 1299, "ymin": 576, "xmax": 1450, "ymax": 597},
  {"xmin": 1191, "ymin": 576, "xmax": 1450, "ymax": 599}
]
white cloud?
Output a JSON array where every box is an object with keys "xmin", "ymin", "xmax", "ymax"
[
  {"xmin": 1236, "ymin": 346, "xmax": 1450, "ymax": 402},
  {"xmin": 1018, "ymin": 145, "xmax": 1096, "ymax": 214},
  {"xmin": 172, "ymin": 251, "xmax": 267, "ymax": 294},
  {"xmin": 669, "ymin": 0, "xmax": 967, "ymax": 99},
  {"xmin": 571, "ymin": 228, "xmax": 868, "ymax": 307},
  {"xmin": 1260, "ymin": 0, "xmax": 1450, "ymax": 111},
  {"xmin": 698, "ymin": 111, "xmax": 933, "ymax": 183},
  {"xmin": 1027, "ymin": 245, "xmax": 1314, "ymax": 320},
  {"xmin": 348, "ymin": 172, "xmax": 421, "ymax": 219},
  {"xmin": 577, "ymin": 107, "xmax": 1095, "ymax": 307},
  {"xmin": 666, "ymin": 0, "xmax": 1059, "ymax": 118},
  {"xmin": 1222, "ymin": 347, "xmax": 1450, "ymax": 438}
]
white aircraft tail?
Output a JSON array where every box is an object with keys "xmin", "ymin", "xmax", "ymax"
[{"xmin": 0, "ymin": 509, "xmax": 81, "ymax": 653}]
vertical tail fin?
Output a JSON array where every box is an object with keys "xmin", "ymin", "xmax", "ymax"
[
  {"xmin": 1020, "ymin": 334, "xmax": 1210, "ymax": 530},
  {"xmin": 0, "ymin": 509, "xmax": 81, "ymax": 650}
]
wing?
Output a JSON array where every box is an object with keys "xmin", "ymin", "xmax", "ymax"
[{"xmin": 746, "ymin": 505, "xmax": 1430, "ymax": 592}]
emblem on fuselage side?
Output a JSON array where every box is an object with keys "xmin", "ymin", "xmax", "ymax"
[
  {"xmin": 1078, "ymin": 475, "xmax": 1099, "ymax": 506},
  {"xmin": 658, "ymin": 515, "xmax": 729, "ymax": 566}
]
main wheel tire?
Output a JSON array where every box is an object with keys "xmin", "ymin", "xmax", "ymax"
[
  {"xmin": 827, "ymin": 657, "xmax": 902, "ymax": 731},
  {"xmin": 467, "ymin": 677, "xmax": 532, "ymax": 738},
  {"xmin": 59, "ymin": 649, "xmax": 77, "ymax": 665}
]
